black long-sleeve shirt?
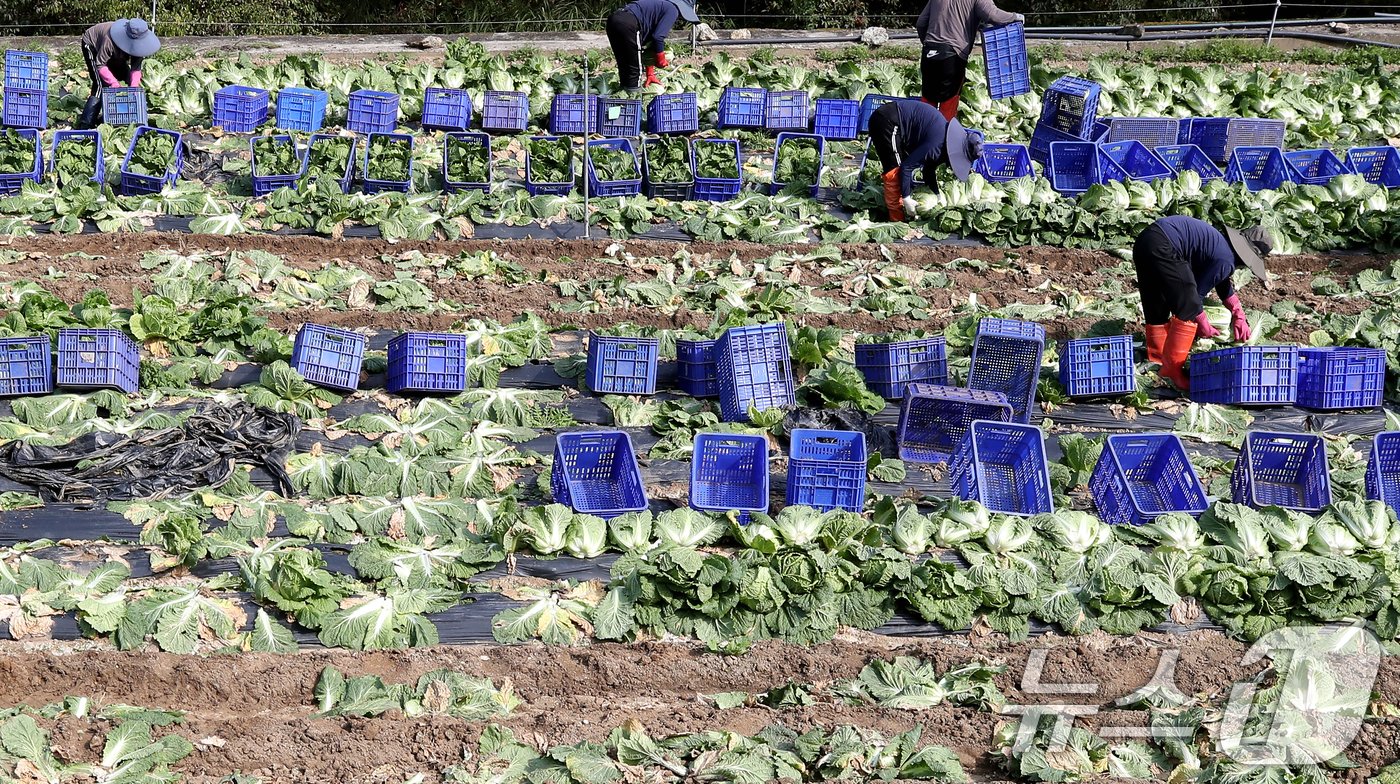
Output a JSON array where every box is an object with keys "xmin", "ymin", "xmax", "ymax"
[
  {"xmin": 1155, "ymin": 216, "xmax": 1239, "ymax": 301},
  {"xmin": 893, "ymin": 100, "xmax": 949, "ymax": 197},
  {"xmin": 623, "ymin": 0, "xmax": 680, "ymax": 55}
]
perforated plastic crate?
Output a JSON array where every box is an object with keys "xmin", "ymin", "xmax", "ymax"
[
  {"xmin": 101, "ymin": 87, "xmax": 146, "ymax": 125},
  {"xmin": 0, "ymin": 335, "xmax": 51, "ymax": 397},
  {"xmin": 1059, "ymin": 335, "xmax": 1135, "ymax": 398},
  {"xmin": 949, "ymin": 420, "xmax": 1054, "ymax": 516},
  {"xmin": 858, "ymin": 94, "xmax": 900, "ymax": 135},
  {"xmin": 1090, "ymin": 433, "xmax": 1207, "ymax": 526},
  {"xmin": 525, "ymin": 135, "xmax": 574, "ymax": 196},
  {"xmin": 361, "ymin": 132, "xmax": 414, "ymax": 194},
  {"xmin": 1039, "ymin": 76, "xmax": 1101, "ymax": 138},
  {"xmin": 647, "ymin": 93, "xmax": 698, "ymax": 134},
  {"xmin": 2, "ymin": 88, "xmax": 46, "ymax": 129},
  {"xmin": 691, "ymin": 433, "xmax": 770, "ymax": 515},
  {"xmin": 290, "ymin": 324, "xmax": 366, "ymax": 391},
  {"xmin": 715, "ymin": 322, "xmax": 794, "ymax": 422},
  {"xmin": 642, "ymin": 136, "xmax": 693, "ymax": 200},
  {"xmin": 897, "ymin": 383, "xmax": 1012, "ymax": 464},
  {"xmin": 585, "ymin": 137, "xmax": 642, "ymax": 198},
  {"xmin": 118, "ymin": 126, "xmax": 182, "ymax": 196},
  {"xmin": 586, "ymin": 332, "xmax": 658, "ymax": 395},
  {"xmin": 1099, "ymin": 140, "xmax": 1173, "ymax": 181},
  {"xmin": 764, "ymin": 90, "xmax": 809, "ymax": 133},
  {"xmin": 718, "ymin": 87, "xmax": 766, "ymax": 129},
  {"xmin": 1189, "ymin": 345, "xmax": 1298, "ymax": 406},
  {"xmin": 693, "ymin": 138, "xmax": 742, "ymax": 201},
  {"xmin": 49, "ymin": 130, "xmax": 104, "ymax": 185},
  {"xmin": 346, "ymin": 90, "xmax": 399, "ymax": 134},
  {"xmin": 212, "ymin": 85, "xmax": 269, "ymax": 132},
  {"xmin": 1048, "ymin": 141, "xmax": 1120, "ymax": 195},
  {"xmin": 982, "ymin": 21, "xmax": 1030, "ymax": 100},
  {"xmin": 597, "ymin": 97, "xmax": 642, "ymax": 137},
  {"xmin": 968, "ymin": 317, "xmax": 1045, "ymax": 423},
  {"xmin": 549, "ymin": 94, "xmax": 598, "ymax": 135},
  {"xmin": 386, "ymin": 331, "xmax": 468, "ymax": 394},
  {"xmin": 1284, "ymin": 148, "xmax": 1349, "ymax": 186},
  {"xmin": 1185, "ymin": 117, "xmax": 1286, "ymax": 164},
  {"xmin": 0, "ymin": 128, "xmax": 41, "ymax": 195},
  {"xmin": 812, "ymin": 98, "xmax": 859, "ymax": 141},
  {"xmin": 973, "ymin": 143, "xmax": 1033, "ymax": 181},
  {"xmin": 4, "ymin": 50, "xmax": 48, "ymax": 91},
  {"xmin": 421, "ymin": 87, "xmax": 472, "ymax": 131},
  {"xmin": 1346, "ymin": 146, "xmax": 1400, "ymax": 188},
  {"xmin": 786, "ymin": 429, "xmax": 866, "ymax": 512},
  {"xmin": 1102, "ymin": 117, "xmax": 1182, "ymax": 148},
  {"xmin": 250, "ymin": 135, "xmax": 303, "ymax": 197},
  {"xmin": 56, "ymin": 328, "xmax": 138, "ymax": 393},
  {"xmin": 551, "ymin": 430, "xmax": 647, "ymax": 518},
  {"xmin": 1029, "ymin": 122, "xmax": 1084, "ymax": 164},
  {"xmin": 1154, "ymin": 144, "xmax": 1222, "ymax": 181},
  {"xmin": 676, "ymin": 338, "xmax": 717, "ymax": 397},
  {"xmin": 1225, "ymin": 146, "xmax": 1288, "ymax": 192},
  {"xmin": 275, "ymin": 87, "xmax": 328, "ymax": 132},
  {"xmin": 855, "ymin": 337, "xmax": 948, "ymax": 399},
  {"xmin": 769, "ymin": 132, "xmax": 823, "ymax": 196},
  {"xmin": 301, "ymin": 133, "xmax": 356, "ymax": 193},
  {"xmin": 1367, "ymin": 432, "xmax": 1400, "ymax": 513},
  {"xmin": 1231, "ymin": 431, "xmax": 1331, "ymax": 512},
  {"xmin": 480, "ymin": 91, "xmax": 529, "ymax": 133},
  {"xmin": 442, "ymin": 131, "xmax": 491, "ymax": 193},
  {"xmin": 1296, "ymin": 347, "xmax": 1385, "ymax": 410}
]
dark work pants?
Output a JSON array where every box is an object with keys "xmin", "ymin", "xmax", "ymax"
[
  {"xmin": 606, "ymin": 9, "xmax": 644, "ymax": 93},
  {"xmin": 1133, "ymin": 224, "xmax": 1204, "ymax": 324},
  {"xmin": 920, "ymin": 49, "xmax": 967, "ymax": 104},
  {"xmin": 79, "ymin": 42, "xmax": 104, "ymax": 129}
]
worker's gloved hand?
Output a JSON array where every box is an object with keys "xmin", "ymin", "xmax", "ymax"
[
  {"xmin": 1013, "ymin": 13, "xmax": 1026, "ymax": 22},
  {"xmin": 643, "ymin": 66, "xmax": 662, "ymax": 88},
  {"xmin": 656, "ymin": 51, "xmax": 672, "ymax": 67},
  {"xmin": 1224, "ymin": 293, "xmax": 1251, "ymax": 342},
  {"xmin": 130, "ymin": 69, "xmax": 142, "ymax": 88},
  {"xmin": 901, "ymin": 196, "xmax": 919, "ymax": 220},
  {"xmin": 1192, "ymin": 310, "xmax": 1220, "ymax": 339},
  {"xmin": 97, "ymin": 65, "xmax": 121, "ymax": 88}
]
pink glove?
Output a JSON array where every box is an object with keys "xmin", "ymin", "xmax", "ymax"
[
  {"xmin": 129, "ymin": 69, "xmax": 142, "ymax": 88},
  {"xmin": 1193, "ymin": 311, "xmax": 1220, "ymax": 339},
  {"xmin": 97, "ymin": 65, "xmax": 121, "ymax": 88},
  {"xmin": 1224, "ymin": 293, "xmax": 1251, "ymax": 342}
]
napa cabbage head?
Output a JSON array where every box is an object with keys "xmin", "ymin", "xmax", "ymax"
[
  {"xmin": 935, "ymin": 499, "xmax": 991, "ymax": 547},
  {"xmin": 1039, "ymin": 511, "xmax": 1111, "ymax": 554},
  {"xmin": 984, "ymin": 516, "xmax": 1034, "ymax": 556},
  {"xmin": 1328, "ymin": 500, "xmax": 1398, "ymax": 550}
]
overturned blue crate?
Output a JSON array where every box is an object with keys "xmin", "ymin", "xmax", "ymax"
[
  {"xmin": 597, "ymin": 97, "xmax": 642, "ymax": 137},
  {"xmin": 855, "ymin": 336, "xmax": 947, "ymax": 399},
  {"xmin": 49, "ymin": 130, "xmax": 104, "ymax": 185},
  {"xmin": 291, "ymin": 324, "xmax": 365, "ymax": 392},
  {"xmin": 1284, "ymin": 148, "xmax": 1350, "ymax": 186},
  {"xmin": 1185, "ymin": 117, "xmax": 1285, "ymax": 164},
  {"xmin": 586, "ymin": 331, "xmax": 658, "ymax": 395},
  {"xmin": 2, "ymin": 88, "xmax": 46, "ymax": 129},
  {"xmin": 973, "ymin": 143, "xmax": 1033, "ymax": 181},
  {"xmin": 897, "ymin": 383, "xmax": 1012, "ymax": 464},
  {"xmin": 647, "ymin": 93, "xmax": 698, "ymax": 134},
  {"xmin": 1367, "ymin": 431, "xmax": 1400, "ymax": 514},
  {"xmin": 4, "ymin": 50, "xmax": 48, "ymax": 92},
  {"xmin": 101, "ymin": 87, "xmax": 146, "ymax": 125},
  {"xmin": 1346, "ymin": 146, "xmax": 1400, "ymax": 188},
  {"xmin": 715, "ymin": 322, "xmax": 794, "ymax": 422},
  {"xmin": 585, "ymin": 137, "xmax": 642, "ymax": 198},
  {"xmin": 1231, "ymin": 431, "xmax": 1331, "ymax": 512},
  {"xmin": 480, "ymin": 91, "xmax": 529, "ymax": 133},
  {"xmin": 552, "ymin": 430, "xmax": 648, "ymax": 519},
  {"xmin": 1225, "ymin": 146, "xmax": 1288, "ymax": 192},
  {"xmin": 0, "ymin": 335, "xmax": 51, "ymax": 397},
  {"xmin": 0, "ymin": 127, "xmax": 41, "ymax": 195},
  {"xmin": 213, "ymin": 85, "xmax": 269, "ymax": 132},
  {"xmin": 718, "ymin": 87, "xmax": 766, "ymax": 129},
  {"xmin": 764, "ymin": 90, "xmax": 809, "ymax": 133},
  {"xmin": 1090, "ymin": 433, "xmax": 1207, "ymax": 526},
  {"xmin": 346, "ymin": 90, "xmax": 399, "ymax": 134},
  {"xmin": 1101, "ymin": 117, "xmax": 1182, "ymax": 148},
  {"xmin": 676, "ymin": 338, "xmax": 717, "ymax": 397},
  {"xmin": 982, "ymin": 21, "xmax": 1031, "ymax": 100},
  {"xmin": 950, "ymin": 420, "xmax": 1054, "ymax": 517},
  {"xmin": 1099, "ymin": 139, "xmax": 1173, "ymax": 181},
  {"xmin": 786, "ymin": 429, "xmax": 866, "ymax": 513},
  {"xmin": 276, "ymin": 87, "xmax": 328, "ymax": 132},
  {"xmin": 1059, "ymin": 335, "xmax": 1135, "ymax": 398},
  {"xmin": 812, "ymin": 98, "xmax": 859, "ymax": 141},
  {"xmin": 1039, "ymin": 76, "xmax": 1101, "ymax": 139},
  {"xmin": 386, "ymin": 332, "xmax": 468, "ymax": 394},
  {"xmin": 549, "ymin": 94, "xmax": 598, "ymax": 135},
  {"xmin": 969, "ymin": 317, "xmax": 1044, "ymax": 423},
  {"xmin": 691, "ymin": 433, "xmax": 770, "ymax": 515},
  {"xmin": 1296, "ymin": 346, "xmax": 1385, "ymax": 410},
  {"xmin": 769, "ymin": 132, "xmax": 824, "ymax": 196},
  {"xmin": 1190, "ymin": 345, "xmax": 1298, "ymax": 406},
  {"xmin": 119, "ymin": 126, "xmax": 182, "ymax": 196},
  {"xmin": 421, "ymin": 87, "xmax": 472, "ymax": 131},
  {"xmin": 56, "ymin": 328, "xmax": 138, "ymax": 393},
  {"xmin": 1154, "ymin": 144, "xmax": 1223, "ymax": 181}
]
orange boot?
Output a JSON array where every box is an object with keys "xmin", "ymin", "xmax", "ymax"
[
  {"xmin": 1144, "ymin": 324, "xmax": 1167, "ymax": 364},
  {"xmin": 882, "ymin": 169, "xmax": 905, "ymax": 222},
  {"xmin": 1160, "ymin": 317, "xmax": 1197, "ymax": 392}
]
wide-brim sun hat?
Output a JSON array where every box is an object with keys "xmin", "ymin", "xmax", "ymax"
[
  {"xmin": 1225, "ymin": 225, "xmax": 1273, "ymax": 281},
  {"xmin": 945, "ymin": 120, "xmax": 983, "ymax": 182},
  {"xmin": 667, "ymin": 0, "xmax": 701, "ymax": 24},
  {"xmin": 111, "ymin": 18, "xmax": 161, "ymax": 58}
]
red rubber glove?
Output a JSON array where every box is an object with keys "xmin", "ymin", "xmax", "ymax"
[
  {"xmin": 656, "ymin": 51, "xmax": 672, "ymax": 67},
  {"xmin": 643, "ymin": 66, "xmax": 662, "ymax": 88},
  {"xmin": 1224, "ymin": 293, "xmax": 1252, "ymax": 342},
  {"xmin": 1192, "ymin": 310, "xmax": 1220, "ymax": 339}
]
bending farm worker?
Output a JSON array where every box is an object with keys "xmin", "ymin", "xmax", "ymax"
[
  {"xmin": 915, "ymin": 0, "xmax": 1022, "ymax": 121},
  {"xmin": 605, "ymin": 0, "xmax": 699, "ymax": 93},
  {"xmin": 868, "ymin": 99, "xmax": 983, "ymax": 222},
  {"xmin": 77, "ymin": 18, "xmax": 160, "ymax": 129},
  {"xmin": 1132, "ymin": 215, "xmax": 1274, "ymax": 391}
]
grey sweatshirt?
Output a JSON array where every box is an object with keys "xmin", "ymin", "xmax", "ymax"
[{"xmin": 915, "ymin": 0, "xmax": 1018, "ymax": 59}]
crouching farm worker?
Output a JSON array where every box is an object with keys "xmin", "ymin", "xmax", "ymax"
[
  {"xmin": 605, "ymin": 0, "xmax": 699, "ymax": 93},
  {"xmin": 1132, "ymin": 216, "xmax": 1274, "ymax": 391},
  {"xmin": 867, "ymin": 99, "xmax": 983, "ymax": 223},
  {"xmin": 78, "ymin": 18, "xmax": 160, "ymax": 129},
  {"xmin": 915, "ymin": 0, "xmax": 1022, "ymax": 121}
]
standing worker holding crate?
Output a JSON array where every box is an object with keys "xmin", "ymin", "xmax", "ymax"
[
  {"xmin": 868, "ymin": 99, "xmax": 983, "ymax": 222},
  {"xmin": 76, "ymin": 18, "xmax": 160, "ymax": 129},
  {"xmin": 914, "ymin": 0, "xmax": 1022, "ymax": 121},
  {"xmin": 605, "ymin": 0, "xmax": 700, "ymax": 93},
  {"xmin": 1132, "ymin": 216, "xmax": 1274, "ymax": 391}
]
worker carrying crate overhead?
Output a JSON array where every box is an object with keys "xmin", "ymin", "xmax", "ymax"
[
  {"xmin": 1132, "ymin": 216, "xmax": 1274, "ymax": 391},
  {"xmin": 868, "ymin": 99, "xmax": 984, "ymax": 223},
  {"xmin": 77, "ymin": 18, "xmax": 160, "ymax": 129},
  {"xmin": 914, "ymin": 0, "xmax": 1022, "ymax": 121},
  {"xmin": 605, "ymin": 0, "xmax": 699, "ymax": 94}
]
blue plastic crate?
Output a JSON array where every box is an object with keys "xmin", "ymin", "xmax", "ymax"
[
  {"xmin": 1189, "ymin": 345, "xmax": 1297, "ymax": 406},
  {"xmin": 1059, "ymin": 335, "xmax": 1135, "ymax": 398},
  {"xmin": 2, "ymin": 88, "xmax": 46, "ymax": 129},
  {"xmin": 212, "ymin": 85, "xmax": 269, "ymax": 132},
  {"xmin": 1225, "ymin": 146, "xmax": 1288, "ymax": 192},
  {"xmin": 49, "ymin": 130, "xmax": 104, "ymax": 185},
  {"xmin": 769, "ymin": 132, "xmax": 823, "ymax": 196},
  {"xmin": 764, "ymin": 90, "xmax": 809, "ymax": 133},
  {"xmin": 421, "ymin": 87, "xmax": 472, "ymax": 131},
  {"xmin": 969, "ymin": 317, "xmax": 1045, "ymax": 424},
  {"xmin": 812, "ymin": 98, "xmax": 859, "ymax": 141},
  {"xmin": 1047, "ymin": 141, "xmax": 1098, "ymax": 195},
  {"xmin": 361, "ymin": 132, "xmax": 414, "ymax": 194},
  {"xmin": 586, "ymin": 332, "xmax": 658, "ymax": 395},
  {"xmin": 647, "ymin": 93, "xmax": 698, "ymax": 134},
  {"xmin": 1102, "ymin": 117, "xmax": 1182, "ymax": 148},
  {"xmin": 1029, "ymin": 122, "xmax": 1086, "ymax": 164},
  {"xmin": 897, "ymin": 383, "xmax": 1012, "ymax": 464},
  {"xmin": 550, "ymin": 94, "xmax": 598, "ymax": 135},
  {"xmin": 1185, "ymin": 117, "xmax": 1285, "ymax": 165},
  {"xmin": 1284, "ymin": 148, "xmax": 1349, "ymax": 186},
  {"xmin": 1154, "ymin": 144, "xmax": 1223, "ymax": 181},
  {"xmin": 480, "ymin": 91, "xmax": 528, "ymax": 133},
  {"xmin": 4, "ymin": 50, "xmax": 48, "ymax": 92},
  {"xmin": 551, "ymin": 430, "xmax": 647, "ymax": 518},
  {"xmin": 585, "ymin": 138, "xmax": 642, "ymax": 198},
  {"xmin": 1231, "ymin": 431, "xmax": 1331, "ymax": 512},
  {"xmin": 691, "ymin": 432, "xmax": 770, "ymax": 515},
  {"xmin": 786, "ymin": 429, "xmax": 866, "ymax": 512},
  {"xmin": 276, "ymin": 87, "xmax": 328, "ymax": 132},
  {"xmin": 1039, "ymin": 76, "xmax": 1101, "ymax": 138},
  {"xmin": 101, "ymin": 87, "xmax": 146, "ymax": 125},
  {"xmin": 676, "ymin": 338, "xmax": 717, "ymax": 397},
  {"xmin": 1296, "ymin": 347, "xmax": 1385, "ymax": 410},
  {"xmin": 301, "ymin": 133, "xmax": 356, "ymax": 193},
  {"xmin": 597, "ymin": 97, "xmax": 641, "ymax": 137},
  {"xmin": 693, "ymin": 138, "xmax": 742, "ymax": 201},
  {"xmin": 949, "ymin": 420, "xmax": 1054, "ymax": 516},
  {"xmin": 715, "ymin": 322, "xmax": 794, "ymax": 422},
  {"xmin": 442, "ymin": 131, "xmax": 491, "ymax": 193},
  {"xmin": 973, "ymin": 143, "xmax": 1033, "ymax": 181},
  {"xmin": 56, "ymin": 328, "xmax": 138, "ymax": 393},
  {"xmin": 347, "ymin": 89, "xmax": 399, "ymax": 134},
  {"xmin": 386, "ymin": 331, "xmax": 468, "ymax": 394},
  {"xmin": 1099, "ymin": 140, "xmax": 1173, "ymax": 181},
  {"xmin": 1090, "ymin": 433, "xmax": 1207, "ymax": 526},
  {"xmin": 525, "ymin": 135, "xmax": 574, "ymax": 196},
  {"xmin": 718, "ymin": 87, "xmax": 766, "ymax": 129},
  {"xmin": 1366, "ymin": 432, "xmax": 1400, "ymax": 514},
  {"xmin": 0, "ymin": 335, "xmax": 51, "ymax": 397},
  {"xmin": 0, "ymin": 128, "xmax": 41, "ymax": 195},
  {"xmin": 118, "ymin": 126, "xmax": 182, "ymax": 196},
  {"xmin": 858, "ymin": 94, "xmax": 900, "ymax": 135},
  {"xmin": 982, "ymin": 21, "xmax": 1031, "ymax": 100},
  {"xmin": 250, "ymin": 135, "xmax": 303, "ymax": 197},
  {"xmin": 855, "ymin": 337, "xmax": 948, "ymax": 399},
  {"xmin": 642, "ymin": 135, "xmax": 693, "ymax": 200},
  {"xmin": 1346, "ymin": 146, "xmax": 1400, "ymax": 188},
  {"xmin": 291, "ymin": 324, "xmax": 366, "ymax": 391}
]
